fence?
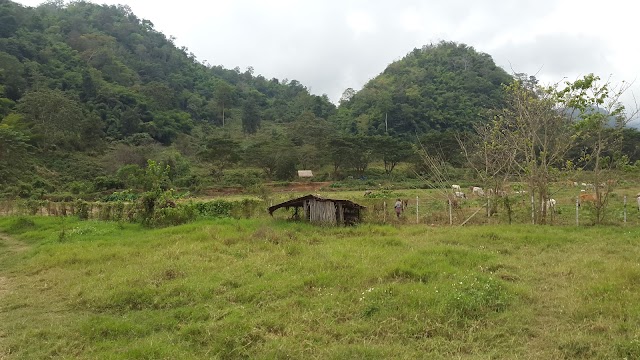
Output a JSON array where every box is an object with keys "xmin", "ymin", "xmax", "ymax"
[
  {"xmin": 0, "ymin": 199, "xmax": 266, "ymax": 222},
  {"xmin": 1, "ymin": 193, "xmax": 638, "ymax": 227},
  {"xmin": 357, "ymin": 193, "xmax": 640, "ymax": 227}
]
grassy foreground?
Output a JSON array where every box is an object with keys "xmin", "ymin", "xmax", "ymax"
[{"xmin": 0, "ymin": 217, "xmax": 639, "ymax": 359}]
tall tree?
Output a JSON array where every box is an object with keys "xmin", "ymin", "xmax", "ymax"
[
  {"xmin": 555, "ymin": 74, "xmax": 639, "ymax": 224},
  {"xmin": 214, "ymin": 80, "xmax": 235, "ymax": 127},
  {"xmin": 242, "ymin": 97, "xmax": 260, "ymax": 134}
]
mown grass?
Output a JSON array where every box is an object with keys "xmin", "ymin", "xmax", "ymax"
[{"xmin": 1, "ymin": 217, "xmax": 639, "ymax": 359}]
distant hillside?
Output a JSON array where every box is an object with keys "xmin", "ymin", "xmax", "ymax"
[
  {"xmin": 0, "ymin": 0, "xmax": 335, "ymax": 148},
  {"xmin": 336, "ymin": 42, "xmax": 512, "ymax": 137}
]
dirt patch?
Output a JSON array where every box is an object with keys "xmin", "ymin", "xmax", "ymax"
[
  {"xmin": 202, "ymin": 182, "xmax": 334, "ymax": 196},
  {"xmin": 0, "ymin": 234, "xmax": 29, "ymax": 300},
  {"xmin": 0, "ymin": 234, "xmax": 29, "ymax": 254}
]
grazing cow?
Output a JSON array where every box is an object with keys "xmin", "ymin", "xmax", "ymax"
[
  {"xmin": 454, "ymin": 191, "xmax": 466, "ymax": 199},
  {"xmin": 471, "ymin": 186, "xmax": 485, "ymax": 196},
  {"xmin": 364, "ymin": 190, "xmax": 373, "ymax": 197},
  {"xmin": 452, "ymin": 184, "xmax": 461, "ymax": 191},
  {"xmin": 545, "ymin": 198, "xmax": 557, "ymax": 213},
  {"xmin": 636, "ymin": 193, "xmax": 640, "ymax": 211},
  {"xmin": 579, "ymin": 193, "xmax": 598, "ymax": 205}
]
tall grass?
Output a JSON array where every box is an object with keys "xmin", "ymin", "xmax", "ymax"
[{"xmin": 0, "ymin": 217, "xmax": 639, "ymax": 358}]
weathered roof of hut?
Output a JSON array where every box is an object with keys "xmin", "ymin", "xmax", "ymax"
[{"xmin": 268, "ymin": 194, "xmax": 365, "ymax": 215}]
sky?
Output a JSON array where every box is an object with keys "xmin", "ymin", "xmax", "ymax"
[{"xmin": 14, "ymin": 0, "xmax": 640, "ymax": 121}]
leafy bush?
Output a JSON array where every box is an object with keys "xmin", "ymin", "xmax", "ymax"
[
  {"xmin": 193, "ymin": 200, "xmax": 233, "ymax": 218},
  {"xmin": 93, "ymin": 176, "xmax": 124, "ymax": 191},
  {"xmin": 102, "ymin": 189, "xmax": 139, "ymax": 202},
  {"xmin": 147, "ymin": 204, "xmax": 197, "ymax": 227},
  {"xmin": 68, "ymin": 181, "xmax": 95, "ymax": 195},
  {"xmin": 221, "ymin": 169, "xmax": 263, "ymax": 188}
]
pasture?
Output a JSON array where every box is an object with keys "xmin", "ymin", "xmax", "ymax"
[{"xmin": 1, "ymin": 216, "xmax": 639, "ymax": 359}]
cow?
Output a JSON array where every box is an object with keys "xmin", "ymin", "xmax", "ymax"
[
  {"xmin": 636, "ymin": 193, "xmax": 640, "ymax": 211},
  {"xmin": 471, "ymin": 186, "xmax": 485, "ymax": 196},
  {"xmin": 579, "ymin": 193, "xmax": 598, "ymax": 206},
  {"xmin": 452, "ymin": 184, "xmax": 461, "ymax": 191},
  {"xmin": 454, "ymin": 191, "xmax": 466, "ymax": 199},
  {"xmin": 545, "ymin": 198, "xmax": 557, "ymax": 213}
]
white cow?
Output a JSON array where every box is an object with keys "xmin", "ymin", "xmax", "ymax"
[
  {"xmin": 471, "ymin": 186, "xmax": 485, "ymax": 196},
  {"xmin": 545, "ymin": 198, "xmax": 557, "ymax": 213},
  {"xmin": 452, "ymin": 184, "xmax": 461, "ymax": 191},
  {"xmin": 454, "ymin": 191, "xmax": 467, "ymax": 199},
  {"xmin": 636, "ymin": 193, "xmax": 640, "ymax": 211}
]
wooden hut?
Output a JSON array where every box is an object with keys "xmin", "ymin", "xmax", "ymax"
[{"xmin": 268, "ymin": 195, "xmax": 365, "ymax": 225}]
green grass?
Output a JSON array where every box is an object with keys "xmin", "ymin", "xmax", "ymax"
[{"xmin": 1, "ymin": 217, "xmax": 639, "ymax": 359}]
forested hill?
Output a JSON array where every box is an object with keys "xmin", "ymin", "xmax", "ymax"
[
  {"xmin": 336, "ymin": 42, "xmax": 512, "ymax": 137},
  {"xmin": 0, "ymin": 0, "xmax": 335, "ymax": 149}
]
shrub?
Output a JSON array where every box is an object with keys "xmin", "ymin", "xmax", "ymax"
[
  {"xmin": 193, "ymin": 200, "xmax": 233, "ymax": 218},
  {"xmin": 68, "ymin": 181, "xmax": 94, "ymax": 195},
  {"xmin": 102, "ymin": 189, "xmax": 139, "ymax": 202},
  {"xmin": 221, "ymin": 169, "xmax": 263, "ymax": 188},
  {"xmin": 93, "ymin": 176, "xmax": 124, "ymax": 191}
]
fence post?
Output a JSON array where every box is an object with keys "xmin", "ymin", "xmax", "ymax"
[
  {"xmin": 416, "ymin": 196, "xmax": 419, "ymax": 224},
  {"xmin": 448, "ymin": 199, "xmax": 453, "ymax": 226},
  {"xmin": 487, "ymin": 198, "xmax": 490, "ymax": 218},
  {"xmin": 383, "ymin": 201, "xmax": 386, "ymax": 223},
  {"xmin": 624, "ymin": 195, "xmax": 627, "ymax": 224},
  {"xmin": 575, "ymin": 196, "xmax": 579, "ymax": 226},
  {"xmin": 531, "ymin": 195, "xmax": 535, "ymax": 225}
]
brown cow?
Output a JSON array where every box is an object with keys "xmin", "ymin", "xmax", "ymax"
[{"xmin": 579, "ymin": 193, "xmax": 598, "ymax": 206}]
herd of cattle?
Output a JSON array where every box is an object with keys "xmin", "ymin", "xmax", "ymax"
[
  {"xmin": 448, "ymin": 183, "xmax": 640, "ymax": 211},
  {"xmin": 363, "ymin": 182, "xmax": 640, "ymax": 212}
]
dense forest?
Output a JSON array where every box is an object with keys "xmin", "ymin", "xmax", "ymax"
[{"xmin": 1, "ymin": 0, "xmax": 639, "ymax": 201}]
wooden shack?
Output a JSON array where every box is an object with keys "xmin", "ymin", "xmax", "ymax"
[{"xmin": 268, "ymin": 195, "xmax": 365, "ymax": 226}]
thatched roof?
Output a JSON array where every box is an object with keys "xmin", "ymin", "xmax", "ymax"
[{"xmin": 268, "ymin": 194, "xmax": 365, "ymax": 216}]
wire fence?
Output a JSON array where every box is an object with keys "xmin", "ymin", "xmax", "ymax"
[
  {"xmin": 358, "ymin": 193, "xmax": 640, "ymax": 227},
  {"xmin": 1, "ymin": 192, "xmax": 639, "ymax": 227}
]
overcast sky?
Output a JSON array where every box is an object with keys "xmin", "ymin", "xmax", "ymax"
[{"xmin": 14, "ymin": 0, "xmax": 640, "ymax": 121}]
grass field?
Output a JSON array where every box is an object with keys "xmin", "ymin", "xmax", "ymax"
[{"xmin": 1, "ymin": 216, "xmax": 639, "ymax": 359}]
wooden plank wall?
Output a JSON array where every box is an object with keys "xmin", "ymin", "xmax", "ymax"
[{"xmin": 308, "ymin": 199, "xmax": 337, "ymax": 224}]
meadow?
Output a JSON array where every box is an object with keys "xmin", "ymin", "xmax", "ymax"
[{"xmin": 1, "ymin": 216, "xmax": 639, "ymax": 359}]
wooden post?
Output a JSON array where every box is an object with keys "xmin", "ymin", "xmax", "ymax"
[
  {"xmin": 383, "ymin": 201, "xmax": 386, "ymax": 223},
  {"xmin": 448, "ymin": 199, "xmax": 453, "ymax": 226},
  {"xmin": 531, "ymin": 195, "xmax": 535, "ymax": 225},
  {"xmin": 624, "ymin": 195, "xmax": 627, "ymax": 224},
  {"xmin": 416, "ymin": 196, "xmax": 419, "ymax": 224},
  {"xmin": 576, "ymin": 196, "xmax": 579, "ymax": 226}
]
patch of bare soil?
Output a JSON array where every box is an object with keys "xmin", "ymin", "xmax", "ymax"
[
  {"xmin": 0, "ymin": 234, "xmax": 29, "ymax": 299},
  {"xmin": 202, "ymin": 182, "xmax": 334, "ymax": 196}
]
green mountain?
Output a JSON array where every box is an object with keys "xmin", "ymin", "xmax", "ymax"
[
  {"xmin": 0, "ymin": 0, "xmax": 336, "ymax": 192},
  {"xmin": 336, "ymin": 41, "xmax": 513, "ymax": 137}
]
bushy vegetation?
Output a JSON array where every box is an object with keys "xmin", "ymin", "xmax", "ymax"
[{"xmin": 0, "ymin": 217, "xmax": 639, "ymax": 358}]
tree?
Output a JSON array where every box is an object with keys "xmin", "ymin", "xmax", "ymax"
[
  {"xmin": 242, "ymin": 97, "xmax": 260, "ymax": 134},
  {"xmin": 0, "ymin": 125, "xmax": 31, "ymax": 186},
  {"xmin": 17, "ymin": 89, "xmax": 88, "ymax": 149},
  {"xmin": 468, "ymin": 76, "xmax": 575, "ymax": 224},
  {"xmin": 371, "ymin": 135, "xmax": 413, "ymax": 175},
  {"xmin": 213, "ymin": 80, "xmax": 236, "ymax": 127},
  {"xmin": 554, "ymin": 74, "xmax": 639, "ymax": 224},
  {"xmin": 198, "ymin": 137, "xmax": 242, "ymax": 178},
  {"xmin": 245, "ymin": 138, "xmax": 297, "ymax": 181}
]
